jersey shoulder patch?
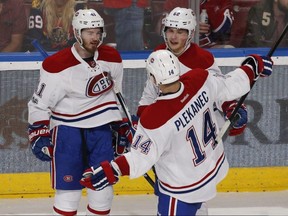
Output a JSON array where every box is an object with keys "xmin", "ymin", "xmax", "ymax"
[
  {"xmin": 140, "ymin": 69, "xmax": 209, "ymax": 130},
  {"xmin": 98, "ymin": 45, "xmax": 122, "ymax": 63},
  {"xmin": 42, "ymin": 48, "xmax": 80, "ymax": 73},
  {"xmin": 179, "ymin": 43, "xmax": 215, "ymax": 69}
]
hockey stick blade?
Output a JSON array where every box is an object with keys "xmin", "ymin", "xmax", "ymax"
[{"xmin": 215, "ymin": 23, "xmax": 288, "ymax": 145}]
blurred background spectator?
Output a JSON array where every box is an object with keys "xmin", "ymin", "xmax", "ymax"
[
  {"xmin": 4, "ymin": 0, "xmax": 287, "ymax": 52},
  {"xmin": 0, "ymin": 0, "xmax": 27, "ymax": 52},
  {"xmin": 153, "ymin": 0, "xmax": 234, "ymax": 48},
  {"xmin": 103, "ymin": 0, "xmax": 149, "ymax": 51},
  {"xmin": 23, "ymin": 0, "xmax": 86, "ymax": 52},
  {"xmin": 241, "ymin": 0, "xmax": 288, "ymax": 47}
]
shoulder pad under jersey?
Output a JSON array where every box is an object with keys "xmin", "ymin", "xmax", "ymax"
[
  {"xmin": 97, "ymin": 45, "xmax": 122, "ymax": 63},
  {"xmin": 154, "ymin": 43, "xmax": 166, "ymax": 51},
  {"xmin": 42, "ymin": 48, "xmax": 80, "ymax": 73},
  {"xmin": 179, "ymin": 43, "xmax": 215, "ymax": 69}
]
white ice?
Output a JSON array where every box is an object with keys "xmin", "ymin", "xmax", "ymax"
[{"xmin": 0, "ymin": 191, "xmax": 287, "ymax": 215}]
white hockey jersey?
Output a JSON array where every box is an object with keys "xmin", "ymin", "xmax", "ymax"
[
  {"xmin": 28, "ymin": 44, "xmax": 123, "ymax": 129},
  {"xmin": 137, "ymin": 43, "xmax": 221, "ymax": 113},
  {"xmin": 125, "ymin": 66, "xmax": 253, "ymax": 203}
]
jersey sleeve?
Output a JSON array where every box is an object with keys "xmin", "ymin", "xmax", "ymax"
[
  {"xmin": 137, "ymin": 79, "xmax": 159, "ymax": 116},
  {"xmin": 200, "ymin": 0, "xmax": 234, "ymax": 47},
  {"xmin": 28, "ymin": 67, "xmax": 66, "ymax": 125},
  {"xmin": 124, "ymin": 121, "xmax": 164, "ymax": 179},
  {"xmin": 203, "ymin": 0, "xmax": 234, "ymax": 34},
  {"xmin": 210, "ymin": 68, "xmax": 251, "ymax": 111}
]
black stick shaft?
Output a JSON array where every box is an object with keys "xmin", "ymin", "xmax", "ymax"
[{"xmin": 216, "ymin": 23, "xmax": 288, "ymax": 143}]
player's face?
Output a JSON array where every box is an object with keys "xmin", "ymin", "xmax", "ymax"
[
  {"xmin": 81, "ymin": 28, "xmax": 103, "ymax": 53},
  {"xmin": 165, "ymin": 28, "xmax": 189, "ymax": 55}
]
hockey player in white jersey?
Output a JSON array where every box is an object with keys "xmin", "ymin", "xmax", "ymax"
[
  {"xmin": 137, "ymin": 7, "xmax": 248, "ymax": 137},
  {"xmin": 134, "ymin": 7, "xmax": 248, "ymax": 214},
  {"xmin": 28, "ymin": 9, "xmax": 123, "ymax": 215},
  {"xmin": 80, "ymin": 49, "xmax": 273, "ymax": 215}
]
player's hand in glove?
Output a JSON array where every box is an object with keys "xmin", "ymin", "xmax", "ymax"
[
  {"xmin": 28, "ymin": 121, "xmax": 54, "ymax": 161},
  {"xmin": 241, "ymin": 55, "xmax": 273, "ymax": 81},
  {"xmin": 222, "ymin": 101, "xmax": 248, "ymax": 136},
  {"xmin": 111, "ymin": 115, "xmax": 138, "ymax": 156},
  {"xmin": 119, "ymin": 115, "xmax": 138, "ymax": 143},
  {"xmin": 80, "ymin": 160, "xmax": 121, "ymax": 191}
]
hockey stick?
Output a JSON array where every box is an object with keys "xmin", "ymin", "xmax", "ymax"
[
  {"xmin": 32, "ymin": 39, "xmax": 49, "ymax": 58},
  {"xmin": 32, "ymin": 39, "xmax": 155, "ymax": 188},
  {"xmin": 109, "ymin": 83, "xmax": 155, "ymax": 187},
  {"xmin": 215, "ymin": 23, "xmax": 288, "ymax": 144},
  {"xmin": 106, "ymin": 68, "xmax": 155, "ymax": 188},
  {"xmin": 114, "ymin": 91, "xmax": 155, "ymax": 188}
]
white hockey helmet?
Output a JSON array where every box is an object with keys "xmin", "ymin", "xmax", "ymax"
[
  {"xmin": 162, "ymin": 7, "xmax": 197, "ymax": 51},
  {"xmin": 72, "ymin": 9, "xmax": 106, "ymax": 46},
  {"xmin": 146, "ymin": 50, "xmax": 180, "ymax": 86}
]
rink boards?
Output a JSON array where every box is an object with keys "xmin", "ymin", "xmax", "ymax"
[
  {"xmin": 0, "ymin": 49, "xmax": 287, "ymax": 198},
  {"xmin": 1, "ymin": 167, "xmax": 288, "ymax": 198}
]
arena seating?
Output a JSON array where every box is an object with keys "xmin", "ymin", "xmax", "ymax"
[{"xmin": 23, "ymin": 0, "xmax": 261, "ymax": 48}]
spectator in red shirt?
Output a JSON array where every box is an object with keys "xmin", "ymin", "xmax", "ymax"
[{"xmin": 0, "ymin": 0, "xmax": 27, "ymax": 52}]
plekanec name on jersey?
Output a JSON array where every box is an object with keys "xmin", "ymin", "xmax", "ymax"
[{"xmin": 174, "ymin": 91, "xmax": 209, "ymax": 131}]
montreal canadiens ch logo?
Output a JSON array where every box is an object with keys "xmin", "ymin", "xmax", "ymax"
[
  {"xmin": 86, "ymin": 72, "xmax": 113, "ymax": 97},
  {"xmin": 63, "ymin": 175, "xmax": 73, "ymax": 182}
]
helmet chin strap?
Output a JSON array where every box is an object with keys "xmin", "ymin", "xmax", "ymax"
[
  {"xmin": 77, "ymin": 38, "xmax": 86, "ymax": 51},
  {"xmin": 74, "ymin": 29, "xmax": 85, "ymax": 50},
  {"xmin": 96, "ymin": 40, "xmax": 103, "ymax": 48}
]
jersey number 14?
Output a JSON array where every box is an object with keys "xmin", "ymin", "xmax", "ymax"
[{"xmin": 187, "ymin": 109, "xmax": 217, "ymax": 166}]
